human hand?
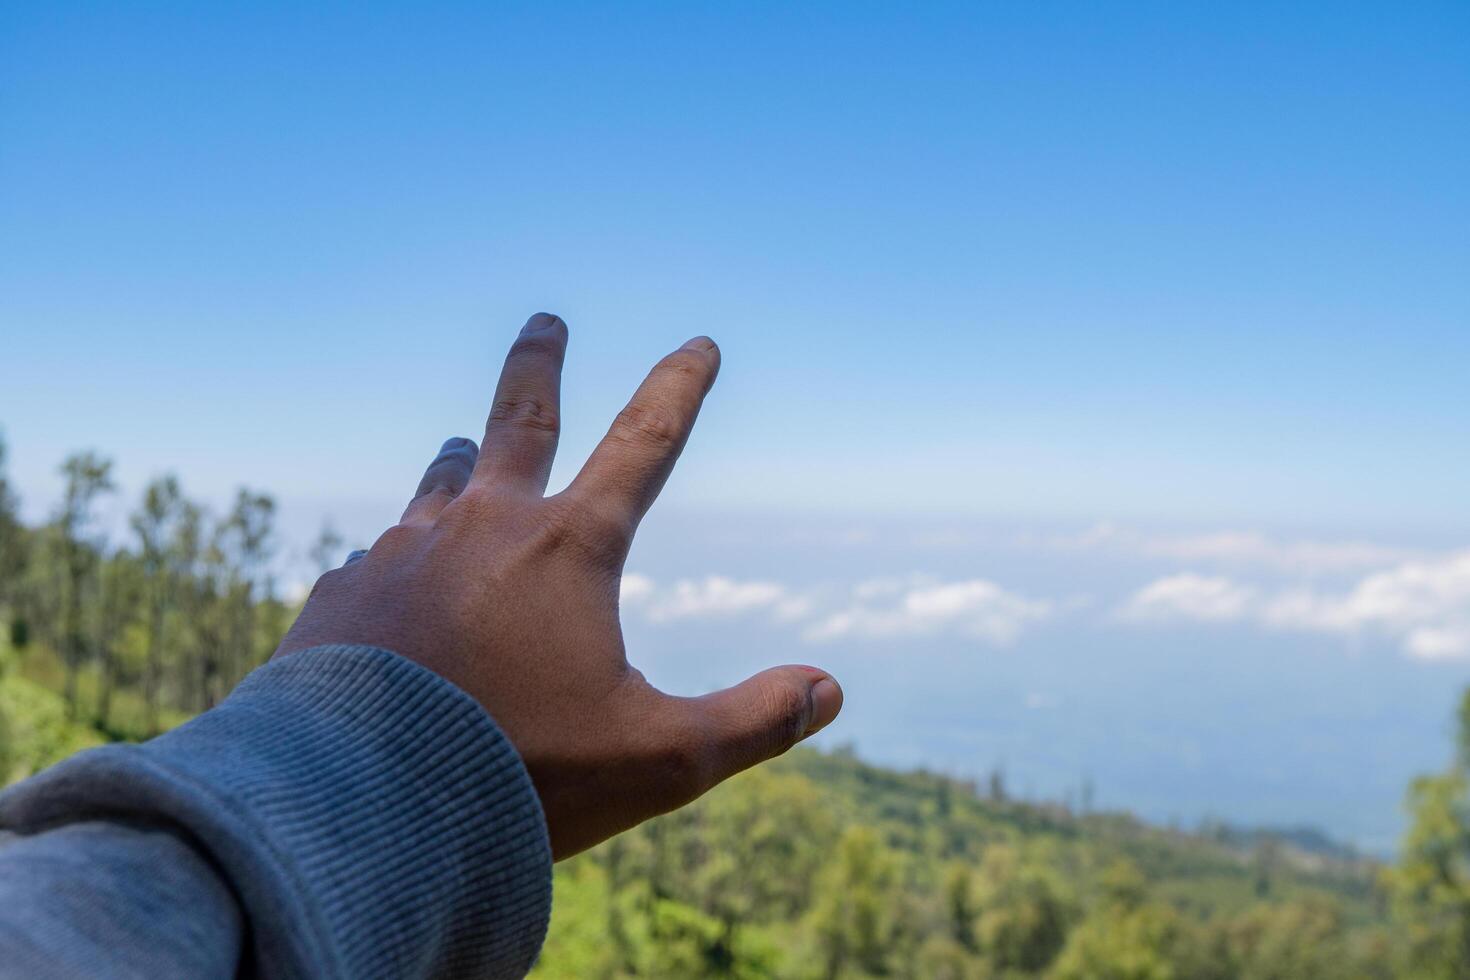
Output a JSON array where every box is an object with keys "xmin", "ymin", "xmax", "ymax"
[{"xmin": 275, "ymin": 313, "xmax": 842, "ymax": 858}]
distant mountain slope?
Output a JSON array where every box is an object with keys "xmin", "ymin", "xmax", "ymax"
[{"xmin": 533, "ymin": 746, "xmax": 1393, "ymax": 978}]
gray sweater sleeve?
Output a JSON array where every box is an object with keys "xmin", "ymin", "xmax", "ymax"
[
  {"xmin": 0, "ymin": 645, "xmax": 554, "ymax": 979},
  {"xmin": 0, "ymin": 820, "xmax": 245, "ymax": 977}
]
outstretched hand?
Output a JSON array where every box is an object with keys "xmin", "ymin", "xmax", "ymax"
[{"xmin": 275, "ymin": 313, "xmax": 842, "ymax": 858}]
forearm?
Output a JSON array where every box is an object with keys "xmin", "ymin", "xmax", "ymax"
[{"xmin": 0, "ymin": 646, "xmax": 553, "ymax": 979}]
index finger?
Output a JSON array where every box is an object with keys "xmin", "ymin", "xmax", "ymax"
[{"xmin": 563, "ymin": 336, "xmax": 720, "ymax": 535}]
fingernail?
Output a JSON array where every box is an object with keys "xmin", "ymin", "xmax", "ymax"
[
  {"xmin": 439, "ymin": 436, "xmax": 474, "ymax": 455},
  {"xmin": 805, "ymin": 677, "xmax": 843, "ymax": 737},
  {"xmin": 523, "ymin": 312, "xmax": 564, "ymax": 334},
  {"xmin": 680, "ymin": 337, "xmax": 720, "ymax": 376}
]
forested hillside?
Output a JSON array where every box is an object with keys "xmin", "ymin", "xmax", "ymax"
[
  {"xmin": 4, "ymin": 437, "xmax": 1470, "ymax": 977},
  {"xmin": 532, "ymin": 747, "xmax": 1396, "ymax": 978}
]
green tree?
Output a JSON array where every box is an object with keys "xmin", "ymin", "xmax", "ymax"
[
  {"xmin": 218, "ymin": 489, "xmax": 275, "ymax": 685},
  {"xmin": 17, "ymin": 523, "xmax": 65, "ymax": 656},
  {"xmin": 93, "ymin": 549, "xmax": 143, "ymax": 728},
  {"xmin": 1051, "ymin": 901, "xmax": 1205, "ymax": 980},
  {"xmin": 970, "ymin": 844, "xmax": 1070, "ymax": 974},
  {"xmin": 809, "ymin": 825, "xmax": 901, "ymax": 978},
  {"xmin": 1225, "ymin": 896, "xmax": 1353, "ymax": 980},
  {"xmin": 0, "ymin": 431, "xmax": 16, "ymax": 780},
  {"xmin": 191, "ymin": 509, "xmax": 231, "ymax": 710},
  {"xmin": 1387, "ymin": 689, "xmax": 1470, "ymax": 978},
  {"xmin": 943, "ymin": 861, "xmax": 979, "ymax": 953},
  {"xmin": 696, "ymin": 769, "xmax": 833, "ymax": 928},
  {"xmin": 0, "ymin": 430, "xmax": 26, "ymax": 618},
  {"xmin": 131, "ymin": 476, "xmax": 186, "ymax": 732},
  {"xmin": 54, "ymin": 452, "xmax": 114, "ymax": 716}
]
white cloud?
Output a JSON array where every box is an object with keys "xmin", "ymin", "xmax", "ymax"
[
  {"xmin": 620, "ymin": 572, "xmax": 656, "ymax": 604},
  {"xmin": 620, "ymin": 574, "xmax": 805, "ymax": 624},
  {"xmin": 622, "ymin": 571, "xmax": 1049, "ymax": 644},
  {"xmin": 621, "ymin": 547, "xmax": 1470, "ymax": 663},
  {"xmin": 1118, "ymin": 551, "xmax": 1470, "ymax": 660},
  {"xmin": 1406, "ymin": 626, "xmax": 1470, "ymax": 661},
  {"xmin": 1263, "ymin": 551, "xmax": 1470, "ymax": 659},
  {"xmin": 852, "ymin": 576, "xmax": 912, "ymax": 600},
  {"xmin": 1117, "ymin": 573, "xmax": 1256, "ymax": 623},
  {"xmin": 804, "ymin": 575, "xmax": 1050, "ymax": 645},
  {"xmin": 1058, "ymin": 523, "xmax": 1414, "ymax": 574}
]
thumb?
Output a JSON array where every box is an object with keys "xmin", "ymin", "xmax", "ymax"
[{"xmin": 685, "ymin": 666, "xmax": 843, "ymax": 787}]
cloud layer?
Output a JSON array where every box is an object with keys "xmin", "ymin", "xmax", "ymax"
[
  {"xmin": 621, "ymin": 574, "xmax": 810, "ymax": 623},
  {"xmin": 618, "ymin": 530, "xmax": 1470, "ymax": 661},
  {"xmin": 1117, "ymin": 550, "xmax": 1470, "ymax": 660},
  {"xmin": 1117, "ymin": 573, "xmax": 1256, "ymax": 623},
  {"xmin": 620, "ymin": 572, "xmax": 1050, "ymax": 646},
  {"xmin": 803, "ymin": 576, "xmax": 1051, "ymax": 644},
  {"xmin": 1058, "ymin": 523, "xmax": 1416, "ymax": 573}
]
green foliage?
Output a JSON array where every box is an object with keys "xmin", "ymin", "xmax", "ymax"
[
  {"xmin": 1384, "ymin": 688, "xmax": 1470, "ymax": 978},
  {"xmin": 809, "ymin": 825, "xmax": 902, "ymax": 977},
  {"xmin": 1051, "ymin": 903, "xmax": 1190, "ymax": 980},
  {"xmin": 0, "ymin": 436, "xmax": 288, "ymax": 734},
  {"xmin": 0, "ymin": 430, "xmax": 25, "ymax": 610},
  {"xmin": 1222, "ymin": 896, "xmax": 1373, "ymax": 980},
  {"xmin": 535, "ymin": 750, "xmax": 1394, "ymax": 979},
  {"xmin": 0, "ymin": 669, "xmax": 105, "ymax": 784},
  {"xmin": 968, "ymin": 844, "xmax": 1072, "ymax": 972}
]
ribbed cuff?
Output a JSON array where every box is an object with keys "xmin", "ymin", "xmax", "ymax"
[{"xmin": 0, "ymin": 646, "xmax": 553, "ymax": 979}]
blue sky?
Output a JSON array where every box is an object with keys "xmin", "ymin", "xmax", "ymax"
[{"xmin": 2, "ymin": 2, "xmax": 1468, "ymax": 849}]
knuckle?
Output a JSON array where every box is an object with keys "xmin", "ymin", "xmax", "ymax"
[
  {"xmin": 428, "ymin": 487, "xmax": 481, "ymax": 529},
  {"xmin": 613, "ymin": 402, "xmax": 682, "ymax": 450},
  {"xmin": 762, "ymin": 682, "xmax": 812, "ymax": 752},
  {"xmin": 443, "ymin": 483, "xmax": 491, "ymax": 512},
  {"xmin": 659, "ymin": 349, "xmax": 711, "ymax": 385},
  {"xmin": 307, "ymin": 566, "xmax": 349, "ymax": 600},
  {"xmin": 649, "ymin": 731, "xmax": 711, "ymax": 804},
  {"xmin": 424, "ymin": 449, "xmax": 474, "ymax": 477},
  {"xmin": 489, "ymin": 395, "xmax": 560, "ymax": 434},
  {"xmin": 532, "ymin": 498, "xmax": 623, "ymax": 564},
  {"xmin": 507, "ymin": 333, "xmax": 564, "ymax": 363},
  {"xmin": 373, "ymin": 521, "xmax": 423, "ymax": 555},
  {"xmin": 412, "ymin": 481, "xmax": 459, "ymax": 504}
]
